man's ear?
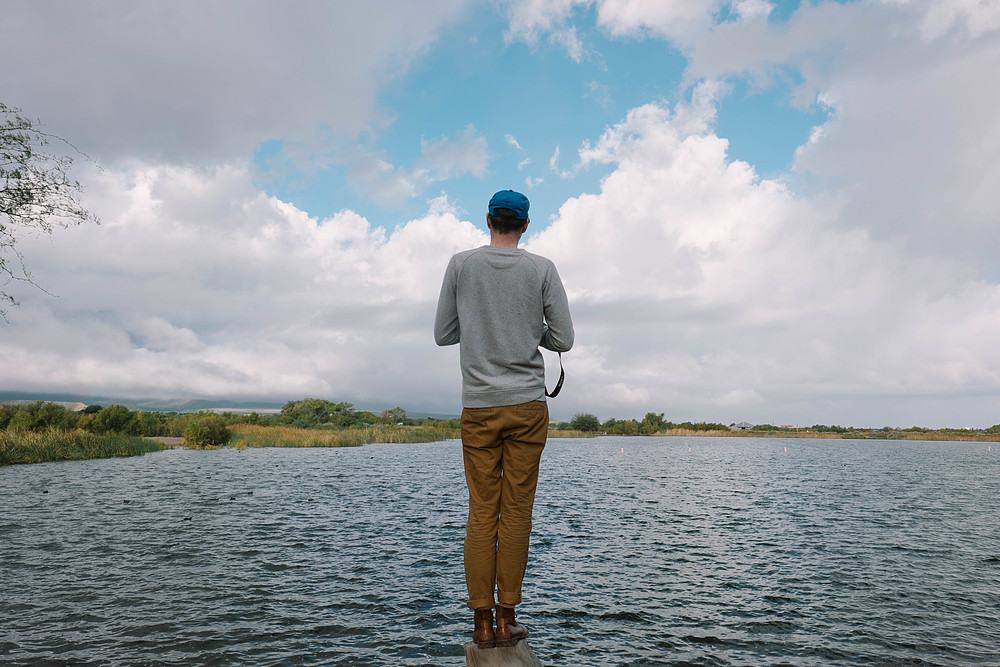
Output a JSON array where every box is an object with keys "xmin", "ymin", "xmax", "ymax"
[
  {"xmin": 521, "ymin": 219, "xmax": 529, "ymax": 234},
  {"xmin": 486, "ymin": 214, "xmax": 494, "ymax": 232}
]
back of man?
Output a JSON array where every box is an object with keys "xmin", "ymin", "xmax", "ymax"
[{"xmin": 434, "ymin": 190, "xmax": 574, "ymax": 648}]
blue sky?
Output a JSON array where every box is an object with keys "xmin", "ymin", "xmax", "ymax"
[
  {"xmin": 254, "ymin": 1, "xmax": 827, "ymax": 232},
  {"xmin": 3, "ymin": 0, "xmax": 1000, "ymax": 427}
]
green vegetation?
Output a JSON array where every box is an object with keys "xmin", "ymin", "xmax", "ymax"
[
  {"xmin": 550, "ymin": 410, "xmax": 1000, "ymax": 441},
  {"xmin": 552, "ymin": 412, "xmax": 729, "ymax": 436},
  {"xmin": 183, "ymin": 413, "xmax": 231, "ymax": 448},
  {"xmin": 0, "ymin": 399, "xmax": 464, "ymax": 465},
  {"xmin": 0, "ymin": 429, "xmax": 163, "ymax": 466},
  {"xmin": 230, "ymin": 423, "xmax": 459, "ymax": 449},
  {"xmin": 4, "ymin": 398, "xmax": 999, "ymax": 467}
]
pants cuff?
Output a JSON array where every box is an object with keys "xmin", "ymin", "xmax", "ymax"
[
  {"xmin": 497, "ymin": 593, "xmax": 522, "ymax": 606},
  {"xmin": 468, "ymin": 596, "xmax": 495, "ymax": 610}
]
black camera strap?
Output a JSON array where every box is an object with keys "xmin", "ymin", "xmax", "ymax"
[{"xmin": 545, "ymin": 352, "xmax": 564, "ymax": 398}]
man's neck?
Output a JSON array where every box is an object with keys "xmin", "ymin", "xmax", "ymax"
[{"xmin": 490, "ymin": 233, "xmax": 521, "ymax": 248}]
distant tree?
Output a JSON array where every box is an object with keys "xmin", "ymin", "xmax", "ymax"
[
  {"xmin": 0, "ymin": 403, "xmax": 16, "ymax": 429},
  {"xmin": 279, "ymin": 398, "xmax": 361, "ymax": 428},
  {"xmin": 1, "ymin": 102, "xmax": 99, "ymax": 318},
  {"xmin": 569, "ymin": 412, "xmax": 601, "ymax": 432},
  {"xmin": 640, "ymin": 412, "xmax": 666, "ymax": 433},
  {"xmin": 81, "ymin": 404, "xmax": 103, "ymax": 415},
  {"xmin": 751, "ymin": 423, "xmax": 780, "ymax": 431},
  {"xmin": 4, "ymin": 401, "xmax": 76, "ymax": 431},
  {"xmin": 90, "ymin": 405, "xmax": 138, "ymax": 434},
  {"xmin": 607, "ymin": 419, "xmax": 640, "ymax": 435},
  {"xmin": 381, "ymin": 406, "xmax": 407, "ymax": 424},
  {"xmin": 355, "ymin": 410, "xmax": 378, "ymax": 424},
  {"xmin": 239, "ymin": 411, "xmax": 263, "ymax": 425},
  {"xmin": 134, "ymin": 411, "xmax": 164, "ymax": 437},
  {"xmin": 183, "ymin": 413, "xmax": 230, "ymax": 448}
]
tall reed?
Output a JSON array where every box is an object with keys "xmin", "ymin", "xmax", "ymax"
[{"xmin": 0, "ymin": 430, "xmax": 164, "ymax": 466}]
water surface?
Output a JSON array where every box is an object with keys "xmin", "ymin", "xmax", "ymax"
[{"xmin": 2, "ymin": 437, "xmax": 998, "ymax": 665}]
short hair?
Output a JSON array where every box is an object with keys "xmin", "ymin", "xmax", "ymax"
[{"xmin": 488, "ymin": 208, "xmax": 527, "ymax": 234}]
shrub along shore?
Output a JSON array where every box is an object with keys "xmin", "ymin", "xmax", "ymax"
[{"xmin": 2, "ymin": 399, "xmax": 998, "ymax": 466}]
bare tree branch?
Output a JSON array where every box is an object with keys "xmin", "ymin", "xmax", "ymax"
[{"xmin": 1, "ymin": 102, "xmax": 100, "ymax": 320}]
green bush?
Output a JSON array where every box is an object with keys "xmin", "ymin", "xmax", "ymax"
[
  {"xmin": 90, "ymin": 405, "xmax": 138, "ymax": 434},
  {"xmin": 1, "ymin": 401, "xmax": 78, "ymax": 431},
  {"xmin": 183, "ymin": 413, "xmax": 231, "ymax": 448},
  {"xmin": 569, "ymin": 412, "xmax": 601, "ymax": 432}
]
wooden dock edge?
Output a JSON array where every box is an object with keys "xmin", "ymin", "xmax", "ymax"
[{"xmin": 464, "ymin": 640, "xmax": 543, "ymax": 667}]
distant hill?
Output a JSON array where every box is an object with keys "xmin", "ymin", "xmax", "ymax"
[{"xmin": 0, "ymin": 391, "xmax": 284, "ymax": 413}]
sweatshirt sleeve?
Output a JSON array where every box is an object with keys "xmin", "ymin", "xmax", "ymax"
[
  {"xmin": 540, "ymin": 263, "xmax": 574, "ymax": 352},
  {"xmin": 434, "ymin": 257, "xmax": 460, "ymax": 346}
]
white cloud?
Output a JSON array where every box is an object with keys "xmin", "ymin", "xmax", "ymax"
[
  {"xmin": 550, "ymin": 26, "xmax": 587, "ymax": 61},
  {"xmin": 585, "ymin": 79, "xmax": 613, "ymax": 109},
  {"xmin": 337, "ymin": 146, "xmax": 420, "ymax": 207},
  {"xmin": 332, "ymin": 125, "xmax": 489, "ymax": 206},
  {"xmin": 504, "ymin": 0, "xmax": 762, "ymax": 54},
  {"xmin": 687, "ymin": 1, "xmax": 1000, "ymax": 266},
  {"xmin": 418, "ymin": 125, "xmax": 489, "ymax": 181},
  {"xmin": 594, "ymin": 0, "xmax": 718, "ymax": 43},
  {"xmin": 524, "ymin": 87, "xmax": 1000, "ymax": 426},
  {"xmin": 548, "ymin": 145, "xmax": 576, "ymax": 179},
  {"xmin": 732, "ymin": 0, "xmax": 772, "ymax": 21},
  {"xmin": 1, "ymin": 163, "xmax": 485, "ymax": 408},
  {"xmin": 918, "ymin": 0, "xmax": 1000, "ymax": 40},
  {"xmin": 0, "ymin": 0, "xmax": 472, "ymax": 165},
  {"xmin": 504, "ymin": 0, "xmax": 586, "ymax": 45},
  {"xmin": 505, "ymin": 134, "xmax": 524, "ymax": 150}
]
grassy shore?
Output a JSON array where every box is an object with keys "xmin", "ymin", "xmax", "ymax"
[
  {"xmin": 0, "ymin": 430, "xmax": 165, "ymax": 466},
  {"xmin": 637, "ymin": 427, "xmax": 1000, "ymax": 441},
  {"xmin": 228, "ymin": 423, "xmax": 463, "ymax": 449}
]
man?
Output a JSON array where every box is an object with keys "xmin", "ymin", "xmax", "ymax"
[{"xmin": 434, "ymin": 189, "xmax": 574, "ymax": 648}]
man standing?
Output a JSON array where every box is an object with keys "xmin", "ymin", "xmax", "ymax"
[{"xmin": 434, "ymin": 190, "xmax": 574, "ymax": 648}]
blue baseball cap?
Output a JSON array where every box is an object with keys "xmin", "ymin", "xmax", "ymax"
[{"xmin": 488, "ymin": 190, "xmax": 530, "ymax": 220}]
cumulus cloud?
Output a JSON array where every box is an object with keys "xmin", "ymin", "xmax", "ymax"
[
  {"xmin": 525, "ymin": 86, "xmax": 1000, "ymax": 426},
  {"xmin": 1, "ymin": 163, "xmax": 485, "ymax": 409},
  {"xmin": 687, "ymin": 0, "xmax": 1000, "ymax": 267}
]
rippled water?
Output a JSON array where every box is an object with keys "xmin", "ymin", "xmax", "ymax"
[{"xmin": 2, "ymin": 437, "xmax": 998, "ymax": 666}]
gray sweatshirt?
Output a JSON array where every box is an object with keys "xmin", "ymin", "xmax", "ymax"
[{"xmin": 434, "ymin": 246, "xmax": 574, "ymax": 408}]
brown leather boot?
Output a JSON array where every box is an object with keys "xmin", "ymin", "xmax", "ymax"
[
  {"xmin": 494, "ymin": 604, "xmax": 528, "ymax": 646},
  {"xmin": 472, "ymin": 607, "xmax": 495, "ymax": 648}
]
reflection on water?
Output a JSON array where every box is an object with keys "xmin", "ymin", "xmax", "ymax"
[{"xmin": 1, "ymin": 437, "xmax": 998, "ymax": 665}]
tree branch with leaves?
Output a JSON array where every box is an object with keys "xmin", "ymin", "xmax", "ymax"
[{"xmin": 1, "ymin": 102, "xmax": 100, "ymax": 319}]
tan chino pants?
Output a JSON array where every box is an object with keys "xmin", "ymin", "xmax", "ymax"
[{"xmin": 461, "ymin": 400, "xmax": 548, "ymax": 610}]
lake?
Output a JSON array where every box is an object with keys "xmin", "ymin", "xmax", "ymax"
[{"xmin": 1, "ymin": 436, "xmax": 998, "ymax": 665}]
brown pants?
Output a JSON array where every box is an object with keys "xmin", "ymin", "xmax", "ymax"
[{"xmin": 461, "ymin": 400, "xmax": 548, "ymax": 610}]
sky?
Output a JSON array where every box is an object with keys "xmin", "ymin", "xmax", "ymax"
[{"xmin": 2, "ymin": 0, "xmax": 1000, "ymax": 428}]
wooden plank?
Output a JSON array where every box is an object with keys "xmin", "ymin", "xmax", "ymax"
[{"xmin": 464, "ymin": 640, "xmax": 543, "ymax": 667}]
